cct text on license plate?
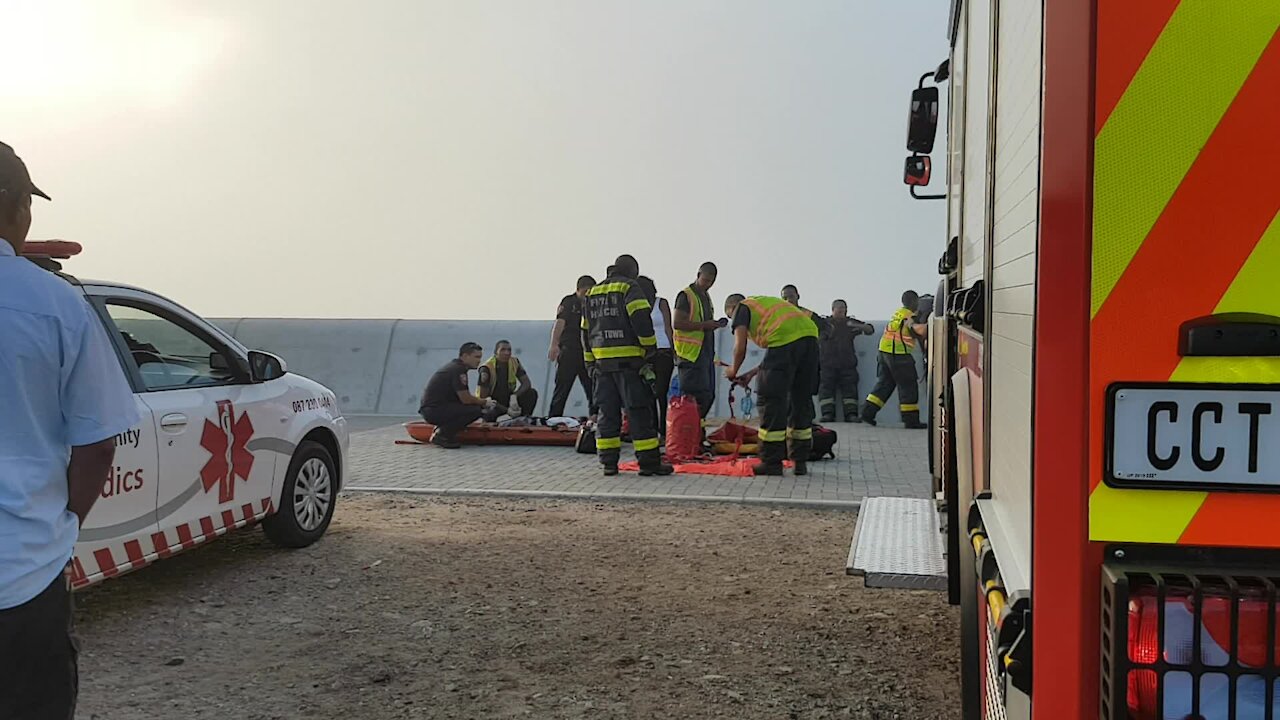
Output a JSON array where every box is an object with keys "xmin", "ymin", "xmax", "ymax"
[{"xmin": 1108, "ymin": 385, "xmax": 1280, "ymax": 490}]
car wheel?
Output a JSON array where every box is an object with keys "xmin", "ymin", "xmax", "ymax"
[{"xmin": 262, "ymin": 440, "xmax": 337, "ymax": 548}]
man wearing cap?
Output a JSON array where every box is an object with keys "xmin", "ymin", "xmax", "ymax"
[{"xmin": 0, "ymin": 142, "xmax": 139, "ymax": 718}]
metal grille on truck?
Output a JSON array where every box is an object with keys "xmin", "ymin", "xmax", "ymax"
[{"xmin": 1102, "ymin": 556, "xmax": 1280, "ymax": 720}]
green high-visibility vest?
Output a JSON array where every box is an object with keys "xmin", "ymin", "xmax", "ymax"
[
  {"xmin": 673, "ymin": 286, "xmax": 708, "ymax": 362},
  {"xmin": 741, "ymin": 296, "xmax": 818, "ymax": 349}
]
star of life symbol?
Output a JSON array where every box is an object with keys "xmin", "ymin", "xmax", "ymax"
[{"xmin": 199, "ymin": 399, "xmax": 255, "ymax": 503}]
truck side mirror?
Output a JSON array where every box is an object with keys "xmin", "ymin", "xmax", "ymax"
[
  {"xmin": 907, "ymin": 86, "xmax": 940, "ymax": 154},
  {"xmin": 905, "ymin": 155, "xmax": 932, "ymax": 186}
]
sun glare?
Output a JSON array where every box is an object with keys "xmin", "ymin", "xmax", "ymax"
[{"xmin": 0, "ymin": 1, "xmax": 235, "ymax": 111}]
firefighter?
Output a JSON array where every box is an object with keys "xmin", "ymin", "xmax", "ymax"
[
  {"xmin": 723, "ymin": 294, "xmax": 820, "ymax": 476},
  {"xmin": 547, "ymin": 275, "xmax": 596, "ymax": 418},
  {"xmin": 581, "ymin": 254, "xmax": 673, "ymax": 477},
  {"xmin": 818, "ymin": 299, "xmax": 875, "ymax": 423},
  {"xmin": 861, "ymin": 290, "xmax": 929, "ymax": 428}
]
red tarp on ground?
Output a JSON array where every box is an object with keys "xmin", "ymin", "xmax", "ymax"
[
  {"xmin": 403, "ymin": 421, "xmax": 577, "ymax": 446},
  {"xmin": 618, "ymin": 456, "xmax": 794, "ymax": 477}
]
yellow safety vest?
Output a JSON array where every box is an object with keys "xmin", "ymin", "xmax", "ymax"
[
  {"xmin": 741, "ymin": 296, "xmax": 818, "ymax": 349},
  {"xmin": 878, "ymin": 307, "xmax": 917, "ymax": 354},
  {"xmin": 476, "ymin": 356, "xmax": 520, "ymax": 396},
  {"xmin": 673, "ymin": 286, "xmax": 708, "ymax": 362}
]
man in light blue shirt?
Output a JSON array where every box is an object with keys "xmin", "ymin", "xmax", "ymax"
[{"xmin": 0, "ymin": 142, "xmax": 139, "ymax": 719}]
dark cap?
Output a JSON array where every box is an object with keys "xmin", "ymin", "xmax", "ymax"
[{"xmin": 0, "ymin": 142, "xmax": 50, "ymax": 201}]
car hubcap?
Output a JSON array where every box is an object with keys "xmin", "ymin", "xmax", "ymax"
[{"xmin": 293, "ymin": 458, "xmax": 332, "ymax": 531}]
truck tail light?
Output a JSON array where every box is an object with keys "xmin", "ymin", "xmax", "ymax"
[{"xmin": 1103, "ymin": 559, "xmax": 1280, "ymax": 720}]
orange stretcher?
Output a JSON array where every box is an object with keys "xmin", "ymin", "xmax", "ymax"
[{"xmin": 403, "ymin": 421, "xmax": 578, "ymax": 447}]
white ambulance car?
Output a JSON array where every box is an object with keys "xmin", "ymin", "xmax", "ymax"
[{"xmin": 24, "ymin": 242, "xmax": 349, "ymax": 589}]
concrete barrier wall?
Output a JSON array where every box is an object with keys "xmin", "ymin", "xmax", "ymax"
[{"xmin": 211, "ymin": 318, "xmax": 925, "ymax": 426}]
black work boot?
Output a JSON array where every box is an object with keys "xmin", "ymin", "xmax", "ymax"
[
  {"xmin": 637, "ymin": 448, "xmax": 674, "ymax": 476},
  {"xmin": 860, "ymin": 403, "xmax": 879, "ymax": 427},
  {"xmin": 844, "ymin": 405, "xmax": 862, "ymax": 423},
  {"xmin": 600, "ymin": 451, "xmax": 620, "ymax": 476},
  {"xmin": 820, "ymin": 413, "xmax": 835, "ymax": 424},
  {"xmin": 431, "ymin": 431, "xmax": 461, "ymax": 449},
  {"xmin": 902, "ymin": 410, "xmax": 926, "ymax": 429},
  {"xmin": 789, "ymin": 439, "xmax": 812, "ymax": 477},
  {"xmin": 752, "ymin": 442, "xmax": 786, "ymax": 476},
  {"xmin": 639, "ymin": 463, "xmax": 674, "ymax": 477}
]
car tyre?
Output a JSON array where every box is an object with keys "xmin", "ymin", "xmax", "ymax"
[{"xmin": 262, "ymin": 440, "xmax": 337, "ymax": 548}]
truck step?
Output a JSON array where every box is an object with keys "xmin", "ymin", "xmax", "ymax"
[{"xmin": 846, "ymin": 496, "xmax": 946, "ymax": 591}]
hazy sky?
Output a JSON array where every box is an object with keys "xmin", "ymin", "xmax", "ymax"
[{"xmin": 5, "ymin": 0, "xmax": 951, "ymax": 321}]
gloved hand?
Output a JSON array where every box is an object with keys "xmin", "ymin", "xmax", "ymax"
[
  {"xmin": 508, "ymin": 403, "xmax": 521, "ymax": 417},
  {"xmin": 639, "ymin": 364, "xmax": 658, "ymax": 396},
  {"xmin": 483, "ymin": 397, "xmax": 498, "ymax": 411}
]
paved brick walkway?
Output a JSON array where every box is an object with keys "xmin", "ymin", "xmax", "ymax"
[{"xmin": 344, "ymin": 419, "xmax": 931, "ymax": 507}]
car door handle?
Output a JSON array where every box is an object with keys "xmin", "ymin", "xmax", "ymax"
[{"xmin": 159, "ymin": 413, "xmax": 188, "ymax": 432}]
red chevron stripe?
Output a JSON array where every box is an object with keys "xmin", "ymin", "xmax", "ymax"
[
  {"xmin": 1090, "ymin": 35, "xmax": 1280, "ymax": 493},
  {"xmin": 1095, "ymin": 0, "xmax": 1181, "ymax": 134},
  {"xmin": 123, "ymin": 540, "xmax": 145, "ymax": 567},
  {"xmin": 176, "ymin": 523, "xmax": 195, "ymax": 549},
  {"xmin": 93, "ymin": 548, "xmax": 119, "ymax": 578},
  {"xmin": 152, "ymin": 531, "xmax": 172, "ymax": 558}
]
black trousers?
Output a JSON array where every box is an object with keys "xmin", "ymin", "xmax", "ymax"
[
  {"xmin": 550, "ymin": 350, "xmax": 593, "ymax": 417},
  {"xmin": 676, "ymin": 348, "xmax": 715, "ymax": 419},
  {"xmin": 863, "ymin": 351, "xmax": 921, "ymax": 423},
  {"xmin": 757, "ymin": 337, "xmax": 819, "ymax": 467},
  {"xmin": 421, "ymin": 403, "xmax": 483, "ymax": 438},
  {"xmin": 818, "ymin": 363, "xmax": 860, "ymax": 421},
  {"xmin": 595, "ymin": 367, "xmax": 661, "ymax": 470},
  {"xmin": 490, "ymin": 386, "xmax": 539, "ymax": 417},
  {"xmin": 650, "ymin": 349, "xmax": 675, "ymax": 435},
  {"xmin": 0, "ymin": 573, "xmax": 77, "ymax": 720}
]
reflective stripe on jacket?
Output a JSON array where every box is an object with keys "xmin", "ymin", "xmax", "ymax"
[
  {"xmin": 476, "ymin": 356, "xmax": 521, "ymax": 396},
  {"xmin": 673, "ymin": 286, "xmax": 707, "ymax": 362},
  {"xmin": 742, "ymin": 296, "xmax": 818, "ymax": 349},
  {"xmin": 878, "ymin": 307, "xmax": 917, "ymax": 354},
  {"xmin": 581, "ymin": 276, "xmax": 657, "ymax": 368}
]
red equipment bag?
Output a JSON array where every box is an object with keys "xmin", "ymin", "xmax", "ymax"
[{"xmin": 665, "ymin": 395, "xmax": 702, "ymax": 462}]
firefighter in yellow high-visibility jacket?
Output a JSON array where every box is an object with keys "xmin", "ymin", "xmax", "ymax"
[
  {"xmin": 723, "ymin": 294, "xmax": 820, "ymax": 476},
  {"xmin": 861, "ymin": 290, "xmax": 928, "ymax": 428}
]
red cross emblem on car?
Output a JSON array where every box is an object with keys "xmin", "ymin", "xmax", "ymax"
[{"xmin": 199, "ymin": 399, "xmax": 255, "ymax": 503}]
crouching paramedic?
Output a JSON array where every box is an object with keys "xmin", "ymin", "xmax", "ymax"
[
  {"xmin": 581, "ymin": 255, "xmax": 673, "ymax": 477},
  {"xmin": 419, "ymin": 342, "xmax": 491, "ymax": 448},
  {"xmin": 861, "ymin": 290, "xmax": 928, "ymax": 428},
  {"xmin": 723, "ymin": 294, "xmax": 819, "ymax": 476},
  {"xmin": 477, "ymin": 340, "xmax": 538, "ymax": 418}
]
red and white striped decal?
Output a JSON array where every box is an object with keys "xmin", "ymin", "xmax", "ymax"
[{"xmin": 70, "ymin": 496, "xmax": 273, "ymax": 589}]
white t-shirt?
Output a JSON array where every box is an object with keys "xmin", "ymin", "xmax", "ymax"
[{"xmin": 651, "ymin": 299, "xmax": 672, "ymax": 349}]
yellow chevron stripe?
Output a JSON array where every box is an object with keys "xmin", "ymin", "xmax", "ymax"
[
  {"xmin": 1090, "ymin": 213, "xmax": 1280, "ymax": 543},
  {"xmin": 1091, "ymin": 0, "xmax": 1280, "ymax": 317},
  {"xmin": 1171, "ymin": 211, "xmax": 1280, "ymax": 385}
]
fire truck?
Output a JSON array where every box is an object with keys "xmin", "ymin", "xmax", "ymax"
[{"xmin": 897, "ymin": 1, "xmax": 1280, "ymax": 718}]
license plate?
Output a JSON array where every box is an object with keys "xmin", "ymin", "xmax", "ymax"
[{"xmin": 1108, "ymin": 384, "xmax": 1280, "ymax": 490}]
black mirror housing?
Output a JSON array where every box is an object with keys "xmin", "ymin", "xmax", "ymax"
[
  {"xmin": 907, "ymin": 86, "xmax": 940, "ymax": 154},
  {"xmin": 248, "ymin": 350, "xmax": 288, "ymax": 383}
]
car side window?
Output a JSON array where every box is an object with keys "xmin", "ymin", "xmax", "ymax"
[{"xmin": 103, "ymin": 302, "xmax": 240, "ymax": 392}]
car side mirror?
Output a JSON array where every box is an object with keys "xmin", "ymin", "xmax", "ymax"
[
  {"xmin": 907, "ymin": 86, "xmax": 940, "ymax": 154},
  {"xmin": 210, "ymin": 351, "xmax": 250, "ymax": 377},
  {"xmin": 248, "ymin": 350, "xmax": 288, "ymax": 383},
  {"xmin": 905, "ymin": 155, "xmax": 932, "ymax": 186}
]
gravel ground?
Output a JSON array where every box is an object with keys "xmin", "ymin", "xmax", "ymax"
[{"xmin": 74, "ymin": 494, "xmax": 959, "ymax": 720}]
